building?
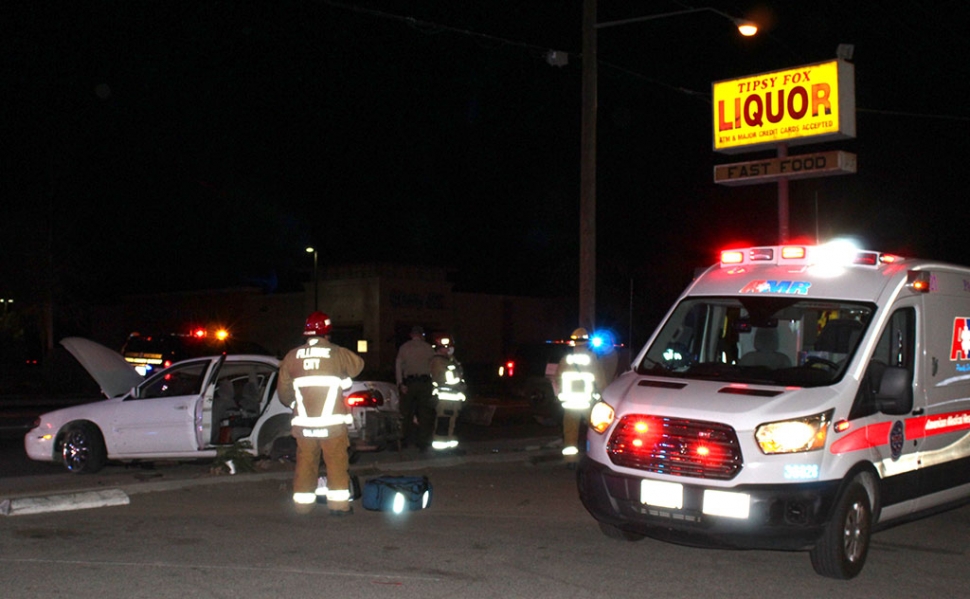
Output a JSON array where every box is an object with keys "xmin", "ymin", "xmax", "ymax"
[{"xmin": 89, "ymin": 264, "xmax": 574, "ymax": 382}]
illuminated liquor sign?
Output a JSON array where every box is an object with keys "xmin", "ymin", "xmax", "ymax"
[{"xmin": 712, "ymin": 60, "xmax": 856, "ymax": 154}]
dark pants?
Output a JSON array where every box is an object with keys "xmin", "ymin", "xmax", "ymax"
[{"xmin": 400, "ymin": 379, "xmax": 435, "ymax": 449}]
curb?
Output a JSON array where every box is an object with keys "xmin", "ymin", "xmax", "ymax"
[{"xmin": 0, "ymin": 488, "xmax": 130, "ymax": 516}]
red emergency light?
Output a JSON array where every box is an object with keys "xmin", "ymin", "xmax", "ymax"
[
  {"xmin": 345, "ymin": 389, "xmax": 384, "ymax": 408},
  {"xmin": 502, "ymin": 360, "xmax": 515, "ymax": 377}
]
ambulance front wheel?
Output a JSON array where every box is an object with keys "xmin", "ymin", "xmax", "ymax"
[{"xmin": 809, "ymin": 480, "xmax": 872, "ymax": 579}]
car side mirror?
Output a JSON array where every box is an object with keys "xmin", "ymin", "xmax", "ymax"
[{"xmin": 875, "ymin": 366, "xmax": 913, "ymax": 415}]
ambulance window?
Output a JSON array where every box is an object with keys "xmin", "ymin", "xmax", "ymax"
[
  {"xmin": 852, "ymin": 308, "xmax": 915, "ymax": 419},
  {"xmin": 640, "ymin": 297, "xmax": 874, "ymax": 387}
]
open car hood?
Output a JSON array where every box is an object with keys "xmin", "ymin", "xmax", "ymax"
[{"xmin": 60, "ymin": 337, "xmax": 145, "ymax": 398}]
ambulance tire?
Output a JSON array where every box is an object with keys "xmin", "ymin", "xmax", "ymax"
[
  {"xmin": 597, "ymin": 521, "xmax": 645, "ymax": 542},
  {"xmin": 809, "ymin": 480, "xmax": 872, "ymax": 579}
]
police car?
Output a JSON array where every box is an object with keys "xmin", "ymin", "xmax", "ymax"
[
  {"xmin": 578, "ymin": 241, "xmax": 970, "ymax": 579},
  {"xmin": 121, "ymin": 328, "xmax": 272, "ymax": 376}
]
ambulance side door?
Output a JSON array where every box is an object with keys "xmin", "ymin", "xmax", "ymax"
[
  {"xmin": 915, "ymin": 290, "xmax": 970, "ymax": 511},
  {"xmin": 856, "ymin": 304, "xmax": 924, "ymax": 519}
]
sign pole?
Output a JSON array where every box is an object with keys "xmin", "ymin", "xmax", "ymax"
[{"xmin": 777, "ymin": 143, "xmax": 789, "ymax": 243}]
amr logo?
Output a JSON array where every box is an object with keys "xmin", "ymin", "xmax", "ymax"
[
  {"xmin": 739, "ymin": 280, "xmax": 811, "ymax": 295},
  {"xmin": 950, "ymin": 317, "xmax": 970, "ymax": 361}
]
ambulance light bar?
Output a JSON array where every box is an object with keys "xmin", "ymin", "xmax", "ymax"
[{"xmin": 720, "ymin": 244, "xmax": 901, "ymax": 269}]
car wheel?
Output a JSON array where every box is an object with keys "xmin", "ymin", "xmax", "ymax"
[
  {"xmin": 597, "ymin": 521, "xmax": 645, "ymax": 542},
  {"xmin": 61, "ymin": 423, "xmax": 107, "ymax": 474},
  {"xmin": 809, "ymin": 480, "xmax": 872, "ymax": 579}
]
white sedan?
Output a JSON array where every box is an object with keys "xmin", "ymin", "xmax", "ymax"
[{"xmin": 25, "ymin": 338, "xmax": 401, "ymax": 473}]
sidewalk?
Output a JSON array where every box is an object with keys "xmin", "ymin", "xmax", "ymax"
[{"xmin": 0, "ymin": 434, "xmax": 564, "ymax": 516}]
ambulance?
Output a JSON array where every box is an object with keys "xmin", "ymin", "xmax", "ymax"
[{"xmin": 577, "ymin": 241, "xmax": 970, "ymax": 579}]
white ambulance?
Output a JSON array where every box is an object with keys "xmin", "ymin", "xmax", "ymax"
[{"xmin": 578, "ymin": 241, "xmax": 970, "ymax": 579}]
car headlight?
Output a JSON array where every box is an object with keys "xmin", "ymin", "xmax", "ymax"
[
  {"xmin": 755, "ymin": 410, "xmax": 833, "ymax": 454},
  {"xmin": 589, "ymin": 401, "xmax": 615, "ymax": 434}
]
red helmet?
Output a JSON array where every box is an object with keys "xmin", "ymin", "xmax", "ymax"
[{"xmin": 304, "ymin": 312, "xmax": 332, "ymax": 336}]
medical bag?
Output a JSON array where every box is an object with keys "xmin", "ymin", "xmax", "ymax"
[{"xmin": 362, "ymin": 475, "xmax": 433, "ymax": 512}]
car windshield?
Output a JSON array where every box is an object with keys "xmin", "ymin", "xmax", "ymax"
[{"xmin": 636, "ymin": 296, "xmax": 875, "ymax": 387}]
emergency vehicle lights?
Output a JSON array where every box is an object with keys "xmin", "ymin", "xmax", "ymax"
[
  {"xmin": 755, "ymin": 410, "xmax": 832, "ymax": 454},
  {"xmin": 908, "ymin": 271, "xmax": 932, "ymax": 293},
  {"xmin": 720, "ymin": 241, "xmax": 871, "ymax": 270},
  {"xmin": 498, "ymin": 360, "xmax": 514, "ymax": 377},
  {"xmin": 191, "ymin": 327, "xmax": 207, "ymax": 339},
  {"xmin": 589, "ymin": 330, "xmax": 619, "ymax": 354},
  {"xmin": 589, "ymin": 401, "xmax": 615, "ymax": 433},
  {"xmin": 749, "ymin": 247, "xmax": 774, "ymax": 261}
]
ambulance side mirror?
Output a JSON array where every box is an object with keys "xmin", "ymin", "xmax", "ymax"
[{"xmin": 874, "ymin": 366, "xmax": 913, "ymax": 415}]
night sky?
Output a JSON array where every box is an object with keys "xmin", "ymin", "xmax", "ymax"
[{"xmin": 4, "ymin": 1, "xmax": 969, "ymax": 341}]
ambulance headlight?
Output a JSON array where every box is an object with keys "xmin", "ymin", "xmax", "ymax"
[
  {"xmin": 589, "ymin": 401, "xmax": 615, "ymax": 434},
  {"xmin": 755, "ymin": 410, "xmax": 833, "ymax": 454}
]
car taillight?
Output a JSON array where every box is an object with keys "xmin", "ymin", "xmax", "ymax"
[
  {"xmin": 345, "ymin": 390, "xmax": 384, "ymax": 408},
  {"xmin": 504, "ymin": 360, "xmax": 515, "ymax": 377}
]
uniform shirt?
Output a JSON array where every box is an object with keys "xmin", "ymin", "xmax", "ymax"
[
  {"xmin": 278, "ymin": 336, "xmax": 365, "ymax": 433},
  {"xmin": 395, "ymin": 337, "xmax": 435, "ymax": 385}
]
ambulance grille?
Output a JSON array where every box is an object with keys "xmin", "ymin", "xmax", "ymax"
[{"xmin": 606, "ymin": 415, "xmax": 743, "ymax": 480}]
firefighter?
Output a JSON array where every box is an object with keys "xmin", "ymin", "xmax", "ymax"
[
  {"xmin": 278, "ymin": 311, "xmax": 364, "ymax": 516},
  {"xmin": 554, "ymin": 327, "xmax": 605, "ymax": 468},
  {"xmin": 430, "ymin": 336, "xmax": 466, "ymax": 451}
]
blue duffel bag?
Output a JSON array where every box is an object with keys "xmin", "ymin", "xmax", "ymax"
[{"xmin": 362, "ymin": 475, "xmax": 432, "ymax": 513}]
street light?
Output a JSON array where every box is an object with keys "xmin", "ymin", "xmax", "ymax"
[
  {"xmin": 305, "ymin": 247, "xmax": 318, "ymax": 311},
  {"xmin": 578, "ymin": 0, "xmax": 756, "ymax": 331}
]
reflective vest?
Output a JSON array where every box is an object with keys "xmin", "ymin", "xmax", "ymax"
[
  {"xmin": 432, "ymin": 356, "xmax": 466, "ymax": 402},
  {"xmin": 558, "ymin": 351, "xmax": 600, "ymax": 410},
  {"xmin": 290, "ymin": 375, "xmax": 354, "ymax": 428}
]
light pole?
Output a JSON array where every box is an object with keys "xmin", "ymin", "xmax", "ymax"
[
  {"xmin": 305, "ymin": 247, "xmax": 318, "ymax": 311},
  {"xmin": 578, "ymin": 0, "xmax": 756, "ymax": 331}
]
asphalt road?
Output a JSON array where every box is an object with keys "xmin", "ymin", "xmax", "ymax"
[{"xmin": 2, "ymin": 446, "xmax": 969, "ymax": 599}]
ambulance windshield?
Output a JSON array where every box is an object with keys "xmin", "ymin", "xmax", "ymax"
[{"xmin": 637, "ymin": 297, "xmax": 875, "ymax": 387}]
